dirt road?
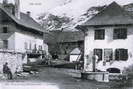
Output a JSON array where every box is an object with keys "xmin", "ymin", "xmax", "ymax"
[{"xmin": 0, "ymin": 67, "xmax": 133, "ymax": 89}]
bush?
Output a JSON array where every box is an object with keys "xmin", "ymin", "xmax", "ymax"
[{"xmin": 123, "ymin": 65, "xmax": 133, "ymax": 78}]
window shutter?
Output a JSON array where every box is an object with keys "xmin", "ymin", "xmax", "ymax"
[
  {"xmin": 115, "ymin": 49, "xmax": 120, "ymax": 60},
  {"xmin": 113, "ymin": 28, "xmax": 127, "ymax": 39},
  {"xmin": 94, "ymin": 29, "xmax": 105, "ymax": 40},
  {"xmin": 115, "ymin": 49, "xmax": 128, "ymax": 61},
  {"xmin": 123, "ymin": 29, "xmax": 127, "ymax": 39},
  {"xmin": 122, "ymin": 49, "xmax": 128, "ymax": 61},
  {"xmin": 113, "ymin": 30, "xmax": 117, "ymax": 39}
]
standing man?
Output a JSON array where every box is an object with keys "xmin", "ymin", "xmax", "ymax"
[
  {"xmin": 3, "ymin": 62, "xmax": 13, "ymax": 80},
  {"xmin": 92, "ymin": 55, "xmax": 99, "ymax": 72}
]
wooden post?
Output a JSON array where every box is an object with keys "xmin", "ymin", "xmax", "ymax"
[{"xmin": 92, "ymin": 55, "xmax": 96, "ymax": 72}]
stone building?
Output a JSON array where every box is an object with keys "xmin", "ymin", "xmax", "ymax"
[
  {"xmin": 0, "ymin": 0, "xmax": 48, "ymax": 74},
  {"xmin": 77, "ymin": 2, "xmax": 133, "ymax": 73},
  {"xmin": 0, "ymin": 0, "xmax": 47, "ymax": 53}
]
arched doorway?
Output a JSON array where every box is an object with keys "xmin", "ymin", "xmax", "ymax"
[{"xmin": 107, "ymin": 68, "xmax": 121, "ymax": 73}]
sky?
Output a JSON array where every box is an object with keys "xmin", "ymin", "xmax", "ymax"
[{"xmin": 0, "ymin": 0, "xmax": 133, "ymax": 19}]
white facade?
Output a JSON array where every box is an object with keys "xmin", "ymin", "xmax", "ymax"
[
  {"xmin": 6, "ymin": 32, "xmax": 48, "ymax": 53},
  {"xmin": 69, "ymin": 48, "xmax": 81, "ymax": 62},
  {"xmin": 14, "ymin": 32, "xmax": 46, "ymax": 53},
  {"xmin": 84, "ymin": 26, "xmax": 133, "ymax": 73}
]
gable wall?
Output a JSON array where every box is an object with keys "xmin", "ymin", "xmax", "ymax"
[
  {"xmin": 84, "ymin": 25, "xmax": 133, "ymax": 72},
  {"xmin": 0, "ymin": 9, "xmax": 48, "ymax": 53}
]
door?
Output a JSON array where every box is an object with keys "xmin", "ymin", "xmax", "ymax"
[{"xmin": 94, "ymin": 49, "xmax": 102, "ymax": 62}]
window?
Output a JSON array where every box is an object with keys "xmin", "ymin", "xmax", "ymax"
[
  {"xmin": 3, "ymin": 27, "xmax": 8, "ymax": 33},
  {"xmin": 94, "ymin": 49, "xmax": 102, "ymax": 62},
  {"xmin": 34, "ymin": 44, "xmax": 37, "ymax": 50},
  {"xmin": 24, "ymin": 42, "xmax": 28, "ymax": 49},
  {"xmin": 29, "ymin": 43, "xmax": 32, "ymax": 50},
  {"xmin": 94, "ymin": 29, "xmax": 105, "ymax": 40},
  {"xmin": 3, "ymin": 40, "xmax": 8, "ymax": 49},
  {"xmin": 40, "ymin": 46, "xmax": 42, "ymax": 50},
  {"xmin": 113, "ymin": 28, "xmax": 127, "ymax": 39},
  {"xmin": 104, "ymin": 49, "xmax": 113, "ymax": 62},
  {"xmin": 115, "ymin": 49, "xmax": 128, "ymax": 61}
]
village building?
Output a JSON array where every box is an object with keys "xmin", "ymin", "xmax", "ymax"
[
  {"xmin": 77, "ymin": 2, "xmax": 133, "ymax": 74},
  {"xmin": 44, "ymin": 30, "xmax": 84, "ymax": 61},
  {"xmin": 70, "ymin": 48, "xmax": 81, "ymax": 62},
  {"xmin": 0, "ymin": 0, "xmax": 48, "ymax": 74},
  {"xmin": 0, "ymin": 0, "xmax": 48, "ymax": 53}
]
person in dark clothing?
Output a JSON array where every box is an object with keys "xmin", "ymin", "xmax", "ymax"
[
  {"xmin": 52, "ymin": 53, "xmax": 58, "ymax": 60},
  {"xmin": 3, "ymin": 62, "xmax": 12, "ymax": 79}
]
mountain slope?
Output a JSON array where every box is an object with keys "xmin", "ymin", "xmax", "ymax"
[{"xmin": 38, "ymin": 3, "xmax": 133, "ymax": 31}]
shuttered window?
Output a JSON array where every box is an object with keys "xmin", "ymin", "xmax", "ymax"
[
  {"xmin": 115, "ymin": 49, "xmax": 128, "ymax": 61},
  {"xmin": 104, "ymin": 49, "xmax": 113, "ymax": 62},
  {"xmin": 3, "ymin": 27, "xmax": 8, "ymax": 33},
  {"xmin": 113, "ymin": 28, "xmax": 127, "ymax": 39},
  {"xmin": 94, "ymin": 29, "xmax": 105, "ymax": 40}
]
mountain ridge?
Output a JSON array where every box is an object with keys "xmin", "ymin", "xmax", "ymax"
[{"xmin": 38, "ymin": 2, "xmax": 133, "ymax": 31}]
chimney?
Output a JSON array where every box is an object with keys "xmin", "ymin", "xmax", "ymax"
[
  {"xmin": 3, "ymin": 0, "xmax": 8, "ymax": 4},
  {"xmin": 15, "ymin": 0, "xmax": 20, "ymax": 19},
  {"xmin": 2, "ymin": 0, "xmax": 15, "ymax": 15},
  {"xmin": 27, "ymin": 11, "xmax": 31, "ymax": 17}
]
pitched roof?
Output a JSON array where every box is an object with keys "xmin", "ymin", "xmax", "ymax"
[
  {"xmin": 44, "ymin": 31, "xmax": 84, "ymax": 44},
  {"xmin": 70, "ymin": 48, "xmax": 81, "ymax": 55},
  {"xmin": 20, "ymin": 13, "xmax": 44, "ymax": 32},
  {"xmin": 0, "ymin": 5, "xmax": 44, "ymax": 33},
  {"xmin": 81, "ymin": 2, "xmax": 133, "ymax": 27},
  {"xmin": 57, "ymin": 31, "xmax": 84, "ymax": 43}
]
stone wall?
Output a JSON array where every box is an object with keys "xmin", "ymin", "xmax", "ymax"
[{"xmin": 0, "ymin": 50, "xmax": 24, "ymax": 74}]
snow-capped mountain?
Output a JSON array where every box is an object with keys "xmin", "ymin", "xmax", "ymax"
[{"xmin": 38, "ymin": 2, "xmax": 133, "ymax": 31}]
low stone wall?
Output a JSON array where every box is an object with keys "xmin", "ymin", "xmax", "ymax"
[
  {"xmin": 0, "ymin": 50, "xmax": 25, "ymax": 74},
  {"xmin": 109, "ymin": 73, "xmax": 128, "ymax": 80},
  {"xmin": 81, "ymin": 71, "xmax": 109, "ymax": 82}
]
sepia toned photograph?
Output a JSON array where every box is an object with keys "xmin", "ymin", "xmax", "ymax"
[{"xmin": 0, "ymin": 0, "xmax": 132, "ymax": 89}]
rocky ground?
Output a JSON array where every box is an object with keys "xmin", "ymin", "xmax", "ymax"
[{"xmin": 0, "ymin": 67, "xmax": 133, "ymax": 89}]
